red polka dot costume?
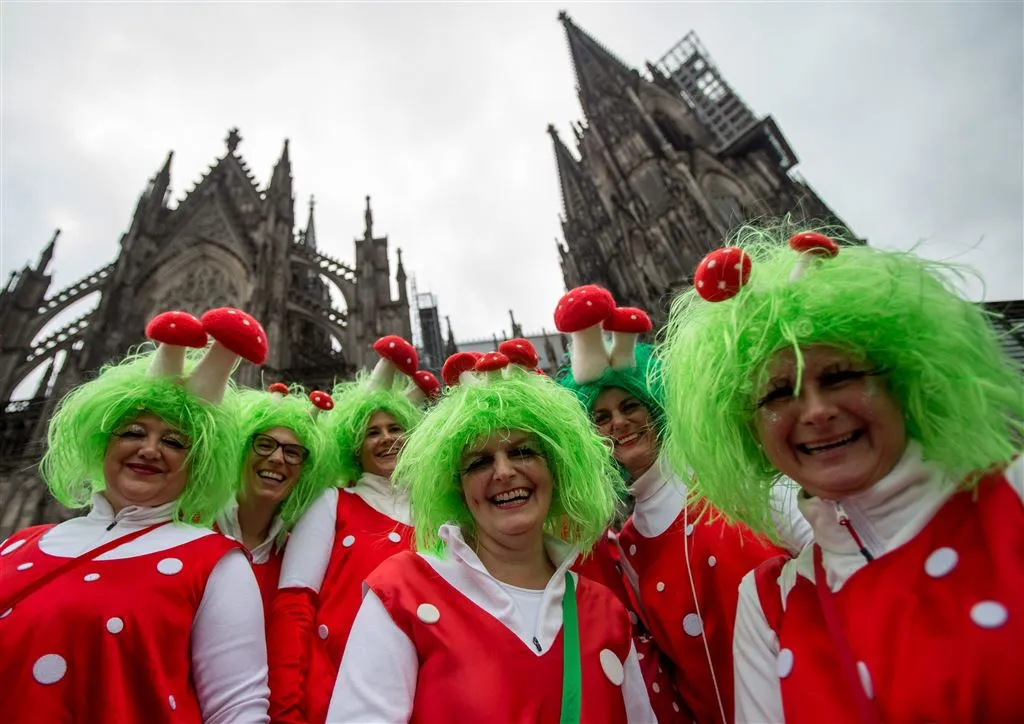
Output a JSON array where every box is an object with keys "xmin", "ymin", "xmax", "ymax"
[
  {"xmin": 736, "ymin": 445, "xmax": 1024, "ymax": 722},
  {"xmin": 268, "ymin": 478, "xmax": 414, "ymax": 724},
  {"xmin": 0, "ymin": 497, "xmax": 269, "ymax": 723},
  {"xmin": 326, "ymin": 525, "xmax": 656, "ymax": 722},
  {"xmin": 216, "ymin": 503, "xmax": 286, "ymax": 616}
]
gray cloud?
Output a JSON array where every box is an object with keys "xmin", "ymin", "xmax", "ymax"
[{"xmin": 2, "ymin": 1, "xmax": 1021, "ymax": 353}]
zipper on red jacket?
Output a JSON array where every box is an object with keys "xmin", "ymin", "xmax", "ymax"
[{"xmin": 833, "ymin": 502, "xmax": 873, "ymax": 562}]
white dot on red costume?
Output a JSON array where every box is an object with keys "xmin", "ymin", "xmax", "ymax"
[
  {"xmin": 708, "ymin": 556, "xmax": 717, "ymax": 567},
  {"xmin": 169, "ymin": 695, "xmax": 177, "ymax": 710},
  {"xmin": 857, "ymin": 661, "xmax": 873, "ymax": 698},
  {"xmin": 318, "ymin": 624, "xmax": 329, "ymax": 640},
  {"xmin": 17, "ymin": 562, "xmax": 33, "ymax": 571},
  {"xmin": 629, "ymin": 544, "xmax": 637, "ymax": 556},
  {"xmin": 776, "ymin": 648, "xmax": 794, "ymax": 678},
  {"xmin": 416, "ymin": 603, "xmax": 440, "ymax": 624},
  {"xmin": 637, "ymin": 652, "xmax": 645, "ymax": 661},
  {"xmin": 599, "ymin": 649, "xmax": 624, "ymax": 685},
  {"xmin": 387, "ymin": 532, "xmax": 401, "ymax": 543},
  {"xmin": 970, "ymin": 601, "xmax": 1008, "ymax": 629},
  {"xmin": 157, "ymin": 558, "xmax": 183, "ymax": 575},
  {"xmin": 682, "ymin": 613, "xmax": 702, "ymax": 637},
  {"xmin": 1, "ymin": 608, "xmax": 12, "ymax": 618},
  {"xmin": 83, "ymin": 573, "xmax": 100, "ymax": 582},
  {"xmin": 32, "ymin": 654, "xmax": 67, "ymax": 685},
  {"xmin": 106, "ymin": 618, "xmax": 124, "ymax": 634},
  {"xmin": 656, "ymin": 582, "xmax": 665, "ymax": 592},
  {"xmin": 684, "ymin": 524, "xmax": 694, "ymax": 536},
  {"xmin": 1, "ymin": 539, "xmax": 26, "ymax": 555},
  {"xmin": 652, "ymin": 682, "xmax": 661, "ymax": 693},
  {"xmin": 672, "ymin": 703, "xmax": 680, "ymax": 713},
  {"xmin": 924, "ymin": 547, "xmax": 958, "ymax": 578},
  {"xmin": 342, "ymin": 535, "xmax": 356, "ymax": 548}
]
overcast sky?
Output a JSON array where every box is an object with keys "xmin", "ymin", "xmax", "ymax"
[{"xmin": 2, "ymin": 2, "xmax": 1022, "ymax": 360}]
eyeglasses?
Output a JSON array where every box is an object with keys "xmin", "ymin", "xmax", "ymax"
[{"xmin": 251, "ymin": 434, "xmax": 310, "ymax": 466}]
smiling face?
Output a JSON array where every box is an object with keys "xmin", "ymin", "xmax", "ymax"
[
  {"xmin": 460, "ymin": 429, "xmax": 553, "ymax": 548},
  {"xmin": 244, "ymin": 426, "xmax": 306, "ymax": 507},
  {"xmin": 754, "ymin": 345, "xmax": 907, "ymax": 499},
  {"xmin": 102, "ymin": 412, "xmax": 192, "ymax": 512},
  {"xmin": 592, "ymin": 386, "xmax": 658, "ymax": 480},
  {"xmin": 359, "ymin": 410, "xmax": 405, "ymax": 479}
]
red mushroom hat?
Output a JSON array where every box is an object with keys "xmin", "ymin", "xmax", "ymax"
[
  {"xmin": 145, "ymin": 310, "xmax": 207, "ymax": 379},
  {"xmin": 603, "ymin": 307, "xmax": 653, "ymax": 370},
  {"xmin": 442, "ymin": 351, "xmax": 480, "ymax": 388},
  {"xmin": 788, "ymin": 231, "xmax": 840, "ymax": 282},
  {"xmin": 309, "ymin": 390, "xmax": 334, "ymax": 417},
  {"xmin": 268, "ymin": 382, "xmax": 290, "ymax": 401},
  {"xmin": 367, "ymin": 335, "xmax": 419, "ymax": 391},
  {"xmin": 498, "ymin": 338, "xmax": 539, "ymax": 372},
  {"xmin": 694, "ymin": 247, "xmax": 752, "ymax": 303},
  {"xmin": 475, "ymin": 352, "xmax": 510, "ymax": 382},
  {"xmin": 407, "ymin": 370, "xmax": 442, "ymax": 406},
  {"xmin": 185, "ymin": 307, "xmax": 269, "ymax": 405},
  {"xmin": 554, "ymin": 284, "xmax": 616, "ymax": 384}
]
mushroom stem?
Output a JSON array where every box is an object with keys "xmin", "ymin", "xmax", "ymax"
[
  {"xmin": 788, "ymin": 255, "xmax": 810, "ymax": 283},
  {"xmin": 185, "ymin": 341, "xmax": 240, "ymax": 405},
  {"xmin": 570, "ymin": 325, "xmax": 610, "ymax": 384},
  {"xmin": 608, "ymin": 332, "xmax": 639, "ymax": 370},
  {"xmin": 406, "ymin": 387, "xmax": 427, "ymax": 405},
  {"xmin": 147, "ymin": 344, "xmax": 188, "ymax": 379},
  {"xmin": 367, "ymin": 358, "xmax": 397, "ymax": 390}
]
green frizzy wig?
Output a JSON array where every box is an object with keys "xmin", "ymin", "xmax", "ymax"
[
  {"xmin": 228, "ymin": 385, "xmax": 335, "ymax": 530},
  {"xmin": 395, "ymin": 370, "xmax": 624, "ymax": 557},
  {"xmin": 660, "ymin": 225, "xmax": 1024, "ymax": 535},
  {"xmin": 327, "ymin": 375, "xmax": 423, "ymax": 484},
  {"xmin": 557, "ymin": 343, "xmax": 666, "ymax": 436},
  {"xmin": 40, "ymin": 349, "xmax": 240, "ymax": 527}
]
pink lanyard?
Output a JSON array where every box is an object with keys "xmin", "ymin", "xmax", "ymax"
[{"xmin": 1, "ymin": 521, "xmax": 171, "ymax": 612}]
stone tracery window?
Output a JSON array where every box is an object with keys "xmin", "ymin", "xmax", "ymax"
[{"xmin": 155, "ymin": 264, "xmax": 240, "ymax": 318}]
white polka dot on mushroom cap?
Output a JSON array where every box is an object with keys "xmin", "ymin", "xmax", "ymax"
[
  {"xmin": 971, "ymin": 601, "xmax": 1008, "ymax": 629},
  {"xmin": 83, "ymin": 573, "xmax": 100, "ymax": 582},
  {"xmin": 707, "ymin": 259, "xmax": 717, "ymax": 269},
  {"xmin": 777, "ymin": 648, "xmax": 794, "ymax": 678},
  {"xmin": 697, "ymin": 280, "xmax": 704, "ymax": 288},
  {"xmin": 924, "ymin": 547, "xmax": 958, "ymax": 578},
  {"xmin": 243, "ymin": 319, "xmax": 250, "ymax": 326},
  {"xmin": 734, "ymin": 263, "xmax": 743, "ymax": 271},
  {"xmin": 630, "ymin": 314, "xmax": 637, "ymax": 320},
  {"xmin": 416, "ymin": 603, "xmax": 440, "ymax": 624},
  {"xmin": 157, "ymin": 558, "xmax": 183, "ymax": 575},
  {"xmin": 708, "ymin": 556, "xmax": 717, "ymax": 567},
  {"xmin": 1, "ymin": 539, "xmax": 26, "ymax": 555},
  {"xmin": 169, "ymin": 695, "xmax": 177, "ymax": 710},
  {"xmin": 17, "ymin": 562, "xmax": 33, "ymax": 571},
  {"xmin": 857, "ymin": 661, "xmax": 873, "ymax": 698},
  {"xmin": 599, "ymin": 649, "xmax": 624, "ymax": 686},
  {"xmin": 342, "ymin": 535, "xmax": 355, "ymax": 547},
  {"xmin": 32, "ymin": 654, "xmax": 67, "ymax": 685},
  {"xmin": 586, "ymin": 300, "xmax": 592, "ymax": 306},
  {"xmin": 656, "ymin": 582, "xmax": 665, "ymax": 592},
  {"xmin": 389, "ymin": 342, "xmax": 396, "ymax": 349},
  {"xmin": 106, "ymin": 617, "xmax": 124, "ymax": 634},
  {"xmin": 387, "ymin": 532, "xmax": 401, "ymax": 543},
  {"xmin": 318, "ymin": 624, "xmax": 329, "ymax": 639},
  {"xmin": 717, "ymin": 280, "xmax": 726, "ymax": 290},
  {"xmin": 682, "ymin": 613, "xmax": 703, "ymax": 637},
  {"xmin": 228, "ymin": 310, "xmax": 237, "ymax": 315}
]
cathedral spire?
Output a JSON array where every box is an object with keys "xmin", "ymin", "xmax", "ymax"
[
  {"xmin": 395, "ymin": 247, "xmax": 407, "ymax": 304},
  {"xmin": 445, "ymin": 315, "xmax": 458, "ymax": 357},
  {"xmin": 304, "ymin": 195, "xmax": 318, "ymax": 248},
  {"xmin": 36, "ymin": 228, "xmax": 60, "ymax": 274},
  {"xmin": 508, "ymin": 309, "xmax": 523, "ymax": 339},
  {"xmin": 364, "ymin": 195, "xmax": 374, "ymax": 239},
  {"xmin": 558, "ymin": 11, "xmax": 636, "ymax": 115},
  {"xmin": 266, "ymin": 139, "xmax": 294, "ymax": 226},
  {"xmin": 547, "ymin": 124, "xmax": 591, "ymax": 225}
]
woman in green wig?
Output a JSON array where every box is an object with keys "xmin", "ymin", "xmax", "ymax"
[
  {"xmin": 660, "ymin": 228, "xmax": 1024, "ymax": 723},
  {"xmin": 555, "ymin": 287, "xmax": 802, "ymax": 724},
  {"xmin": 0, "ymin": 308, "xmax": 272, "ymax": 722},
  {"xmin": 216, "ymin": 383, "xmax": 333, "ymax": 614},
  {"xmin": 267, "ymin": 336, "xmax": 428, "ymax": 724},
  {"xmin": 326, "ymin": 351, "xmax": 656, "ymax": 722}
]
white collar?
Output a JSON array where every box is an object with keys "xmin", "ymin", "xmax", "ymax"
[
  {"xmin": 419, "ymin": 523, "xmax": 579, "ymax": 652},
  {"xmin": 628, "ymin": 453, "xmax": 679, "ymax": 502},
  {"xmin": 216, "ymin": 499, "xmax": 285, "ymax": 563},
  {"xmin": 89, "ymin": 492, "xmax": 178, "ymax": 527},
  {"xmin": 347, "ymin": 471, "xmax": 411, "ymax": 525},
  {"xmin": 798, "ymin": 441, "xmax": 956, "ymax": 559}
]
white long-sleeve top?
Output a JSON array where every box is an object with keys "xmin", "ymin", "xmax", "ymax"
[
  {"xmin": 732, "ymin": 442, "xmax": 1024, "ymax": 723},
  {"xmin": 326, "ymin": 524, "xmax": 657, "ymax": 723},
  {"xmin": 277, "ymin": 472, "xmax": 409, "ymax": 592},
  {"xmin": 34, "ymin": 493, "xmax": 270, "ymax": 723},
  {"xmin": 215, "ymin": 499, "xmax": 285, "ymax": 564}
]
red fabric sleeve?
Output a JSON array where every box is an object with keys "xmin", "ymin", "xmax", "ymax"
[{"xmin": 268, "ymin": 586, "xmax": 317, "ymax": 724}]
